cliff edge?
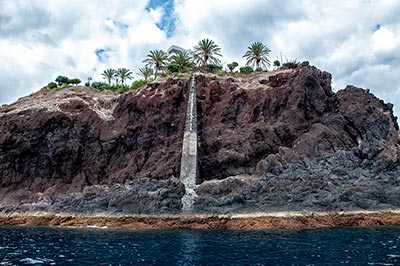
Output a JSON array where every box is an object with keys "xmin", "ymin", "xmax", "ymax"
[{"xmin": 0, "ymin": 62, "xmax": 399, "ymax": 214}]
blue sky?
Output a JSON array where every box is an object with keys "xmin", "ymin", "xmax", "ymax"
[
  {"xmin": 1, "ymin": 0, "xmax": 400, "ymax": 117},
  {"xmin": 146, "ymin": 0, "xmax": 176, "ymax": 36}
]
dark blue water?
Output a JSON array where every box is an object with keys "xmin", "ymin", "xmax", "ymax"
[{"xmin": 0, "ymin": 226, "xmax": 399, "ymax": 265}]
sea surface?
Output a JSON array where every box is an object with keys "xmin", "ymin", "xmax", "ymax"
[{"xmin": 0, "ymin": 225, "xmax": 399, "ymax": 265}]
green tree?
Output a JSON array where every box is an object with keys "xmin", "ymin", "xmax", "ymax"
[
  {"xmin": 137, "ymin": 66, "xmax": 154, "ymax": 80},
  {"xmin": 68, "ymin": 78, "xmax": 81, "ymax": 86},
  {"xmin": 171, "ymin": 51, "xmax": 193, "ymax": 72},
  {"xmin": 273, "ymin": 60, "xmax": 281, "ymax": 69},
  {"xmin": 143, "ymin": 49, "xmax": 169, "ymax": 78},
  {"xmin": 193, "ymin": 38, "xmax": 222, "ymax": 70},
  {"xmin": 85, "ymin": 77, "xmax": 92, "ymax": 86},
  {"xmin": 55, "ymin": 75, "xmax": 69, "ymax": 86},
  {"xmin": 102, "ymin": 69, "xmax": 116, "ymax": 86},
  {"xmin": 116, "ymin": 68, "xmax": 133, "ymax": 85},
  {"xmin": 243, "ymin": 42, "xmax": 271, "ymax": 69},
  {"xmin": 227, "ymin": 61, "xmax": 239, "ymax": 72}
]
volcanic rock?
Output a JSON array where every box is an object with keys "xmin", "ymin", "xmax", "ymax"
[{"xmin": 0, "ymin": 63, "xmax": 399, "ymax": 213}]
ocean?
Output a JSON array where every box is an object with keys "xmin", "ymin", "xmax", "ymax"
[{"xmin": 0, "ymin": 226, "xmax": 399, "ymax": 265}]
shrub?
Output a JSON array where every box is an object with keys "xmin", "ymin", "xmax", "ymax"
[
  {"xmin": 109, "ymin": 84, "xmax": 130, "ymax": 93},
  {"xmin": 207, "ymin": 64, "xmax": 223, "ymax": 74},
  {"xmin": 1, "ymin": 104, "xmax": 8, "ymax": 107},
  {"xmin": 84, "ymin": 81, "xmax": 90, "ymax": 86},
  {"xmin": 47, "ymin": 82, "xmax": 57, "ymax": 89},
  {"xmin": 255, "ymin": 67, "xmax": 263, "ymax": 72},
  {"xmin": 131, "ymin": 79, "xmax": 152, "ymax": 91},
  {"xmin": 239, "ymin": 66, "xmax": 253, "ymax": 74},
  {"xmin": 167, "ymin": 63, "xmax": 180, "ymax": 74},
  {"xmin": 91, "ymin": 81, "xmax": 109, "ymax": 91},
  {"xmin": 273, "ymin": 60, "xmax": 281, "ymax": 68}
]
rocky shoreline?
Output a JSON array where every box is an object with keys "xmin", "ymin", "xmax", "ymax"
[{"xmin": 1, "ymin": 210, "xmax": 400, "ymax": 230}]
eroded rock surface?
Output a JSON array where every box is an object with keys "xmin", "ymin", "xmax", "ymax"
[
  {"xmin": 0, "ymin": 81, "xmax": 188, "ymax": 213},
  {"xmin": 0, "ymin": 62, "xmax": 399, "ymax": 213}
]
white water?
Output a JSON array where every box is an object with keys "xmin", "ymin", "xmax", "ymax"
[
  {"xmin": 181, "ymin": 187, "xmax": 198, "ymax": 212},
  {"xmin": 180, "ymin": 75, "xmax": 198, "ymax": 212}
]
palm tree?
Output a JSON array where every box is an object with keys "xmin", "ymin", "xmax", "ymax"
[
  {"xmin": 243, "ymin": 42, "xmax": 271, "ymax": 69},
  {"xmin": 116, "ymin": 68, "xmax": 133, "ymax": 85},
  {"xmin": 137, "ymin": 66, "xmax": 154, "ymax": 80},
  {"xmin": 143, "ymin": 49, "xmax": 169, "ymax": 78},
  {"xmin": 193, "ymin": 38, "xmax": 222, "ymax": 70},
  {"xmin": 171, "ymin": 51, "xmax": 193, "ymax": 72},
  {"xmin": 101, "ymin": 69, "xmax": 116, "ymax": 86}
]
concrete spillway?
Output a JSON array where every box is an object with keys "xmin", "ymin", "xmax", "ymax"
[{"xmin": 180, "ymin": 75, "xmax": 199, "ymax": 212}]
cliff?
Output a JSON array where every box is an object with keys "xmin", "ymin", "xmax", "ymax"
[{"xmin": 0, "ymin": 62, "xmax": 399, "ymax": 214}]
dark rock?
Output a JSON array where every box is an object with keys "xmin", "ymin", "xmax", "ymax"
[
  {"xmin": 0, "ymin": 64, "xmax": 399, "ymax": 213},
  {"xmin": 52, "ymin": 177, "xmax": 184, "ymax": 214}
]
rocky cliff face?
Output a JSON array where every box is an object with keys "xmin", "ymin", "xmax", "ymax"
[{"xmin": 0, "ymin": 62, "xmax": 399, "ymax": 213}]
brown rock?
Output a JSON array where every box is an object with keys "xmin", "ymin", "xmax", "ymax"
[{"xmin": 0, "ymin": 63, "xmax": 399, "ymax": 213}]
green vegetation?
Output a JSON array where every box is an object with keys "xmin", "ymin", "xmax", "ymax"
[
  {"xmin": 137, "ymin": 66, "xmax": 153, "ymax": 80},
  {"xmin": 227, "ymin": 62, "xmax": 239, "ymax": 72},
  {"xmin": 102, "ymin": 69, "xmax": 116, "ymax": 85},
  {"xmin": 116, "ymin": 68, "xmax": 133, "ymax": 85},
  {"xmin": 167, "ymin": 63, "xmax": 180, "ymax": 74},
  {"xmin": 46, "ymin": 75, "xmax": 81, "ymax": 91},
  {"xmin": 85, "ymin": 77, "xmax": 92, "ymax": 86},
  {"xmin": 91, "ymin": 82, "xmax": 128, "ymax": 93},
  {"xmin": 90, "ymin": 66, "xmax": 150, "ymax": 93},
  {"xmin": 273, "ymin": 60, "xmax": 281, "ymax": 69},
  {"xmin": 39, "ymin": 39, "xmax": 284, "ymax": 96},
  {"xmin": 206, "ymin": 64, "xmax": 223, "ymax": 74},
  {"xmin": 240, "ymin": 66, "xmax": 253, "ymax": 74},
  {"xmin": 193, "ymin": 39, "xmax": 222, "ymax": 70},
  {"xmin": 131, "ymin": 79, "xmax": 153, "ymax": 90},
  {"xmin": 47, "ymin": 82, "xmax": 57, "ymax": 89},
  {"xmin": 55, "ymin": 75, "xmax": 69, "ymax": 86},
  {"xmin": 68, "ymin": 78, "xmax": 81, "ymax": 86},
  {"xmin": 91, "ymin": 81, "xmax": 109, "ymax": 91},
  {"xmin": 136, "ymin": 39, "xmax": 276, "ymax": 78},
  {"xmin": 143, "ymin": 49, "xmax": 169, "ymax": 78},
  {"xmin": 243, "ymin": 41, "xmax": 271, "ymax": 70},
  {"xmin": 170, "ymin": 51, "xmax": 194, "ymax": 73}
]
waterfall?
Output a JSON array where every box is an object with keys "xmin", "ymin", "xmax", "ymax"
[{"xmin": 180, "ymin": 75, "xmax": 199, "ymax": 212}]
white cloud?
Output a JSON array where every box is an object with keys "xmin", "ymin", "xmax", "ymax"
[{"xmin": 1, "ymin": 0, "xmax": 400, "ymax": 118}]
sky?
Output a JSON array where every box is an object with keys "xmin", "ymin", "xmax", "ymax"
[{"xmin": 1, "ymin": 0, "xmax": 400, "ymax": 116}]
